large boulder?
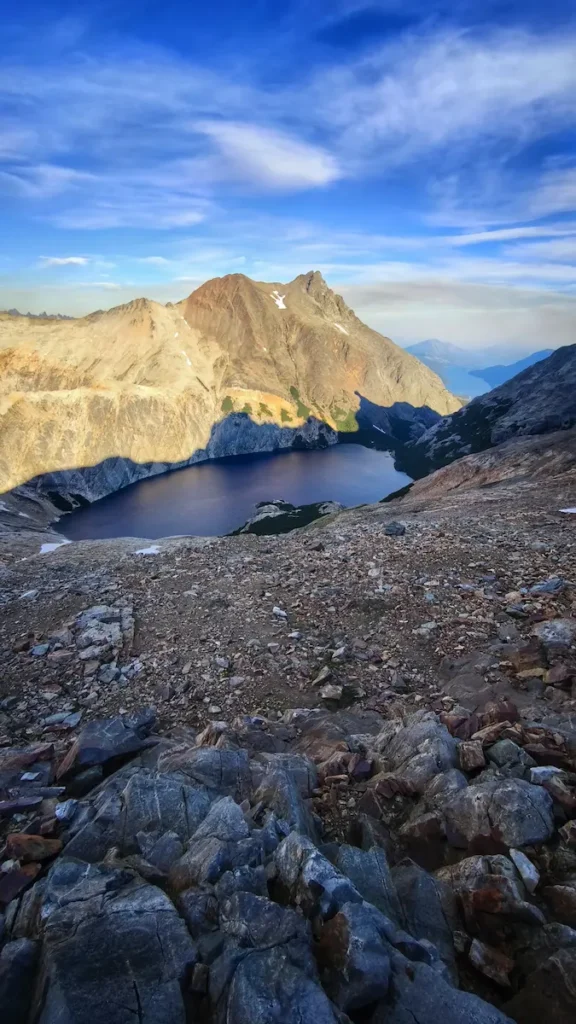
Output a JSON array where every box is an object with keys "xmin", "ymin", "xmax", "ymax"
[
  {"xmin": 0, "ymin": 938, "xmax": 38, "ymax": 1024},
  {"xmin": 316, "ymin": 900, "xmax": 391, "ymax": 1011},
  {"xmin": 392, "ymin": 860, "xmax": 459, "ymax": 980},
  {"xmin": 56, "ymin": 709, "xmax": 157, "ymax": 778},
  {"xmin": 275, "ymin": 832, "xmax": 362, "ymax": 919},
  {"xmin": 64, "ymin": 768, "xmax": 213, "ymax": 863},
  {"xmin": 374, "ymin": 958, "xmax": 514, "ymax": 1023},
  {"xmin": 168, "ymin": 796, "xmax": 263, "ymax": 890},
  {"xmin": 436, "ymin": 855, "xmax": 545, "ymax": 936},
  {"xmin": 504, "ymin": 948, "xmax": 576, "ymax": 1024},
  {"xmin": 210, "ymin": 891, "xmax": 342, "ymax": 1023},
  {"xmin": 36, "ymin": 858, "xmax": 196, "ymax": 1024},
  {"xmin": 443, "ymin": 778, "xmax": 554, "ymax": 850},
  {"xmin": 372, "ymin": 712, "xmax": 458, "ymax": 792}
]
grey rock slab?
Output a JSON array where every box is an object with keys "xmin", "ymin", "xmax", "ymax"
[
  {"xmin": 37, "ymin": 858, "xmax": 197, "ymax": 1024},
  {"xmin": 374, "ymin": 711, "xmax": 458, "ymax": 793},
  {"xmin": 0, "ymin": 938, "xmax": 39, "ymax": 1024},
  {"xmin": 317, "ymin": 900, "xmax": 391, "ymax": 1011},
  {"xmin": 210, "ymin": 891, "xmax": 341, "ymax": 1024},
  {"xmin": 156, "ymin": 744, "xmax": 253, "ymax": 799},
  {"xmin": 504, "ymin": 947, "xmax": 576, "ymax": 1024},
  {"xmin": 252, "ymin": 768, "xmax": 319, "ymax": 840},
  {"xmin": 56, "ymin": 708, "xmax": 157, "ymax": 777},
  {"xmin": 392, "ymin": 860, "xmax": 459, "ymax": 980},
  {"xmin": 533, "ymin": 618, "xmax": 576, "ymax": 650},
  {"xmin": 275, "ymin": 832, "xmax": 362, "ymax": 919},
  {"xmin": 334, "ymin": 843, "xmax": 401, "ymax": 922},
  {"xmin": 443, "ymin": 777, "xmax": 554, "ymax": 849},
  {"xmin": 436, "ymin": 854, "xmax": 545, "ymax": 933},
  {"xmin": 374, "ymin": 958, "xmax": 514, "ymax": 1024},
  {"xmin": 64, "ymin": 768, "xmax": 212, "ymax": 862}
]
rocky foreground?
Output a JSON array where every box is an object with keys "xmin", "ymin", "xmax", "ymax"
[{"xmin": 1, "ymin": 466, "xmax": 576, "ymax": 1021}]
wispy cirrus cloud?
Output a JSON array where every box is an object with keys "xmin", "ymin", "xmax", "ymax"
[
  {"xmin": 38, "ymin": 255, "xmax": 89, "ymax": 267},
  {"xmin": 1, "ymin": 26, "xmax": 576, "ymax": 226}
]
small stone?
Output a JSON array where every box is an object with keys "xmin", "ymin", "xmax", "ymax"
[
  {"xmin": 458, "ymin": 741, "xmax": 486, "ymax": 773},
  {"xmin": 272, "ymin": 606, "xmax": 287, "ymax": 618},
  {"xmin": 30, "ymin": 644, "xmax": 50, "ymax": 657},
  {"xmin": 530, "ymin": 765, "xmax": 564, "ymax": 784},
  {"xmin": 215, "ymin": 656, "xmax": 230, "ymax": 670},
  {"xmin": 228, "ymin": 676, "xmax": 245, "ymax": 688},
  {"xmin": 98, "ymin": 664, "xmax": 120, "ymax": 684},
  {"xmin": 320, "ymin": 683, "xmax": 343, "ymax": 703},
  {"xmin": 384, "ymin": 521, "xmax": 406, "ymax": 536},
  {"xmin": 469, "ymin": 938, "xmax": 514, "ymax": 987},
  {"xmin": 533, "ymin": 618, "xmax": 576, "ymax": 649},
  {"xmin": 312, "ymin": 665, "xmax": 332, "ymax": 686},
  {"xmin": 509, "ymin": 848, "xmax": 540, "ymax": 894},
  {"xmin": 267, "ymin": 643, "xmax": 280, "ymax": 653},
  {"xmin": 207, "ymin": 705, "xmax": 222, "ymax": 714},
  {"xmin": 530, "ymin": 577, "xmax": 566, "ymax": 595},
  {"xmin": 559, "ymin": 821, "xmax": 576, "ymax": 847},
  {"xmin": 288, "ymin": 631, "xmax": 302, "ymax": 640}
]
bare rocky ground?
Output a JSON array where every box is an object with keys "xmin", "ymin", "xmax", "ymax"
[{"xmin": 1, "ymin": 470, "xmax": 576, "ymax": 1022}]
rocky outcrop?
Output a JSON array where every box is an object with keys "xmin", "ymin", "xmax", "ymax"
[
  {"xmin": 0, "ymin": 272, "xmax": 458, "ymax": 499},
  {"xmin": 234, "ymin": 498, "xmax": 344, "ymax": 536},
  {"xmin": 397, "ymin": 428, "xmax": 576, "ymax": 503},
  {"xmin": 399, "ymin": 344, "xmax": 576, "ymax": 478},
  {"xmin": 3, "ymin": 698, "xmax": 576, "ymax": 1022}
]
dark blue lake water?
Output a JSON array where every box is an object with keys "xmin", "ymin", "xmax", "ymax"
[{"xmin": 56, "ymin": 444, "xmax": 411, "ymax": 540}]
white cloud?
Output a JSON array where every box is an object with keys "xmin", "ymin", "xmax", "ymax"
[
  {"xmin": 445, "ymin": 223, "xmax": 576, "ymax": 246},
  {"xmin": 137, "ymin": 256, "xmax": 171, "ymax": 265},
  {"xmin": 341, "ymin": 279, "xmax": 576, "ymax": 351},
  {"xmin": 82, "ymin": 281, "xmax": 121, "ymax": 289},
  {"xmin": 38, "ymin": 255, "xmax": 89, "ymax": 266},
  {"xmin": 312, "ymin": 30, "xmax": 576, "ymax": 164},
  {"xmin": 504, "ymin": 238, "xmax": 576, "ymax": 261},
  {"xmin": 527, "ymin": 166, "xmax": 576, "ymax": 218},
  {"xmin": 194, "ymin": 121, "xmax": 341, "ymax": 189}
]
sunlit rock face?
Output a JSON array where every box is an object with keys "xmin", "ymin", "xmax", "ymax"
[{"xmin": 0, "ymin": 273, "xmax": 459, "ymax": 498}]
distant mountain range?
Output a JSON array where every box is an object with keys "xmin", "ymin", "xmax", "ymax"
[
  {"xmin": 1, "ymin": 308, "xmax": 75, "ymax": 321},
  {"xmin": 469, "ymin": 349, "xmax": 554, "ymax": 388},
  {"xmin": 400, "ymin": 343, "xmax": 576, "ymax": 478},
  {"xmin": 406, "ymin": 339, "xmax": 556, "ymax": 399}
]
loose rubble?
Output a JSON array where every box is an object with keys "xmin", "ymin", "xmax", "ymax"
[{"xmin": 0, "ymin": 472, "xmax": 576, "ymax": 1020}]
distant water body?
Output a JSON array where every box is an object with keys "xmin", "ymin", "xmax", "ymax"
[{"xmin": 56, "ymin": 444, "xmax": 411, "ymax": 540}]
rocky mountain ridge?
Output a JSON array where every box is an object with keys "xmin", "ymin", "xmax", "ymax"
[
  {"xmin": 399, "ymin": 344, "xmax": 576, "ymax": 478},
  {"xmin": 0, "ymin": 272, "xmax": 459, "ymax": 501}
]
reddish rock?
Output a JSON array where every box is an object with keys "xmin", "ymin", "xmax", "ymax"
[
  {"xmin": 471, "ymin": 721, "xmax": 512, "ymax": 746},
  {"xmin": 6, "ymin": 833, "xmax": 63, "ymax": 863},
  {"xmin": 544, "ymin": 883, "xmax": 576, "ymax": 927},
  {"xmin": 478, "ymin": 698, "xmax": 520, "ymax": 726},
  {"xmin": 0, "ymin": 863, "xmax": 41, "ymax": 905}
]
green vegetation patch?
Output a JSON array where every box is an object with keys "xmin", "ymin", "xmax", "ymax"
[
  {"xmin": 221, "ymin": 395, "xmax": 234, "ymax": 413},
  {"xmin": 280, "ymin": 408, "xmax": 293, "ymax": 423},
  {"xmin": 241, "ymin": 403, "xmax": 253, "ymax": 415},
  {"xmin": 258, "ymin": 402, "xmax": 273, "ymax": 417},
  {"xmin": 331, "ymin": 404, "xmax": 358, "ymax": 432}
]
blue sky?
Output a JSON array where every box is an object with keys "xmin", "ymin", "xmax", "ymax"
[{"xmin": 1, "ymin": 0, "xmax": 576, "ymax": 352}]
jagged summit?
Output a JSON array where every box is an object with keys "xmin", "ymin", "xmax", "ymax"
[{"xmin": 0, "ymin": 269, "xmax": 460, "ymax": 493}]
